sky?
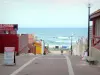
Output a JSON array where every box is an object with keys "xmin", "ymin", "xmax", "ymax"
[{"xmin": 0, "ymin": 0, "xmax": 100, "ymax": 28}]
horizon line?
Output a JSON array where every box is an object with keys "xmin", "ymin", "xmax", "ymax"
[{"xmin": 18, "ymin": 27, "xmax": 88, "ymax": 28}]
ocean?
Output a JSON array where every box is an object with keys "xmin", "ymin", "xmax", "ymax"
[{"xmin": 18, "ymin": 28, "xmax": 88, "ymax": 48}]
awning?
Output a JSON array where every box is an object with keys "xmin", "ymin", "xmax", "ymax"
[{"xmin": 90, "ymin": 9, "xmax": 100, "ymax": 20}]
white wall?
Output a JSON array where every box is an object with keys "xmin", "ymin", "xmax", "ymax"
[{"xmin": 73, "ymin": 38, "xmax": 87, "ymax": 56}]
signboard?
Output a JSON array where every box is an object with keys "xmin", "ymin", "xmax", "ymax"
[
  {"xmin": 41, "ymin": 40, "xmax": 44, "ymax": 55},
  {"xmin": 4, "ymin": 47, "xmax": 15, "ymax": 65},
  {"xmin": 0, "ymin": 24, "xmax": 13, "ymax": 30},
  {"xmin": 0, "ymin": 24, "xmax": 18, "ymax": 31},
  {"xmin": 55, "ymin": 46, "xmax": 59, "ymax": 49},
  {"xmin": 62, "ymin": 46, "xmax": 67, "ymax": 49}
]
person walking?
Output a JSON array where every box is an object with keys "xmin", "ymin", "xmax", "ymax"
[
  {"xmin": 82, "ymin": 50, "xmax": 88, "ymax": 60},
  {"xmin": 61, "ymin": 50, "xmax": 63, "ymax": 55}
]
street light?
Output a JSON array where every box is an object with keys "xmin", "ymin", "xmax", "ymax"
[{"xmin": 87, "ymin": 3, "xmax": 91, "ymax": 56}]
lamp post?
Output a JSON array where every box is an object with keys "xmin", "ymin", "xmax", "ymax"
[
  {"xmin": 70, "ymin": 34, "xmax": 73, "ymax": 55},
  {"xmin": 87, "ymin": 3, "xmax": 91, "ymax": 56}
]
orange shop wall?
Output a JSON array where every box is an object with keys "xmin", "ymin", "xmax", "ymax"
[{"xmin": 34, "ymin": 42, "xmax": 42, "ymax": 54}]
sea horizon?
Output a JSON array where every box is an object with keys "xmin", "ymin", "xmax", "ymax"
[{"xmin": 18, "ymin": 28, "xmax": 88, "ymax": 47}]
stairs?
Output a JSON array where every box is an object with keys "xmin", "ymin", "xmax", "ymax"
[{"xmin": 90, "ymin": 47, "xmax": 100, "ymax": 62}]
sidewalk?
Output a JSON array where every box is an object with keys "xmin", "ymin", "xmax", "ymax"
[
  {"xmin": 69, "ymin": 55, "xmax": 100, "ymax": 75},
  {"xmin": 0, "ymin": 54, "xmax": 38, "ymax": 75},
  {"xmin": 0, "ymin": 53, "xmax": 4, "ymax": 65},
  {"xmin": 0, "ymin": 53, "xmax": 4, "ymax": 57}
]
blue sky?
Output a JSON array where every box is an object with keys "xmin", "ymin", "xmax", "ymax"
[{"xmin": 0, "ymin": 0, "xmax": 100, "ymax": 28}]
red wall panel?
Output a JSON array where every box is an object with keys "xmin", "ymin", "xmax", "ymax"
[{"xmin": 0, "ymin": 34, "xmax": 19, "ymax": 53}]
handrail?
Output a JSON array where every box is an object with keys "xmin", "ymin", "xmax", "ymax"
[
  {"xmin": 19, "ymin": 43, "xmax": 34, "ymax": 54},
  {"xmin": 19, "ymin": 44, "xmax": 29, "ymax": 54},
  {"xmin": 93, "ymin": 45, "xmax": 100, "ymax": 50},
  {"xmin": 94, "ymin": 40, "xmax": 100, "ymax": 46},
  {"xmin": 93, "ymin": 36, "xmax": 100, "ymax": 39}
]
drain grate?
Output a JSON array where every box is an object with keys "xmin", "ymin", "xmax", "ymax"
[
  {"xmin": 25, "ymin": 74, "xmax": 29, "ymax": 75},
  {"xmin": 35, "ymin": 62, "xmax": 38, "ymax": 64}
]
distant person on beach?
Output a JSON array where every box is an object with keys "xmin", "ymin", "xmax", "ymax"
[
  {"xmin": 43, "ymin": 46, "xmax": 47, "ymax": 55},
  {"xmin": 61, "ymin": 50, "xmax": 63, "ymax": 55}
]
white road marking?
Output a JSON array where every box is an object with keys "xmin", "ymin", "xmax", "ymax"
[
  {"xmin": 10, "ymin": 56, "xmax": 41, "ymax": 75},
  {"xmin": 64, "ymin": 55, "xmax": 75, "ymax": 75},
  {"xmin": 37, "ymin": 58, "xmax": 66, "ymax": 59}
]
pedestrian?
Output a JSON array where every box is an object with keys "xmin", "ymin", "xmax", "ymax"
[
  {"xmin": 14, "ymin": 51, "xmax": 16, "ymax": 65},
  {"xmin": 43, "ymin": 47, "xmax": 46, "ymax": 55},
  {"xmin": 82, "ymin": 50, "xmax": 87, "ymax": 60},
  {"xmin": 43, "ymin": 51, "xmax": 46, "ymax": 55},
  {"xmin": 61, "ymin": 50, "xmax": 63, "ymax": 55}
]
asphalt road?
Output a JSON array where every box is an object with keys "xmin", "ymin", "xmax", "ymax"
[
  {"xmin": 16, "ymin": 55, "xmax": 69, "ymax": 75},
  {"xmin": 0, "ymin": 54, "xmax": 100, "ymax": 75}
]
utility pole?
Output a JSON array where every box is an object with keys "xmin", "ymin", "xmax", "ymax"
[
  {"xmin": 71, "ymin": 36, "xmax": 73, "ymax": 55},
  {"xmin": 87, "ymin": 3, "xmax": 91, "ymax": 56}
]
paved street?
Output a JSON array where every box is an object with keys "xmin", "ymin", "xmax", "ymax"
[
  {"xmin": 69, "ymin": 55, "xmax": 100, "ymax": 75},
  {"xmin": 16, "ymin": 55, "xmax": 69, "ymax": 75},
  {"xmin": 0, "ymin": 54, "xmax": 100, "ymax": 75}
]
